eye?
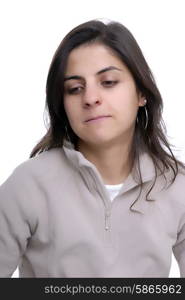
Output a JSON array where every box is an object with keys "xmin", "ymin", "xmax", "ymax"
[
  {"xmin": 102, "ymin": 80, "xmax": 118, "ymax": 87},
  {"xmin": 66, "ymin": 86, "xmax": 84, "ymax": 95}
]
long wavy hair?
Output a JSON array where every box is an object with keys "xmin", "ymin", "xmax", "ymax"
[{"xmin": 30, "ymin": 19, "xmax": 185, "ymax": 208}]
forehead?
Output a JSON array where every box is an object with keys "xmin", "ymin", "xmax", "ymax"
[{"xmin": 65, "ymin": 43, "xmax": 127, "ymax": 74}]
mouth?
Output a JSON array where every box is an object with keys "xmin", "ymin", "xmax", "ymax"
[{"xmin": 85, "ymin": 115, "xmax": 111, "ymax": 123}]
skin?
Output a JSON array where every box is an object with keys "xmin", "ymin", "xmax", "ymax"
[{"xmin": 63, "ymin": 43, "xmax": 146, "ymax": 184}]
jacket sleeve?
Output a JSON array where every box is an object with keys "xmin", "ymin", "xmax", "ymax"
[
  {"xmin": 0, "ymin": 166, "xmax": 36, "ymax": 277},
  {"xmin": 172, "ymin": 214, "xmax": 185, "ymax": 277}
]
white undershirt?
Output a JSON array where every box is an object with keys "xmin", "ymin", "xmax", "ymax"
[{"xmin": 105, "ymin": 183, "xmax": 123, "ymax": 202}]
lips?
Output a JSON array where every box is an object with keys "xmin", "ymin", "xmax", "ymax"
[{"xmin": 85, "ymin": 115, "xmax": 111, "ymax": 122}]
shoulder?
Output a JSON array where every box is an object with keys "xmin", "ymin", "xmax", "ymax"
[
  {"xmin": 161, "ymin": 166, "xmax": 185, "ymax": 209},
  {"xmin": 144, "ymin": 158, "xmax": 185, "ymax": 211},
  {"xmin": 19, "ymin": 147, "xmax": 64, "ymax": 171},
  {"xmin": 0, "ymin": 147, "xmax": 68, "ymax": 189},
  {"xmin": 20, "ymin": 147, "xmax": 67, "ymax": 171}
]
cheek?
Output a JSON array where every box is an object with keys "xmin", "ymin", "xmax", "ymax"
[
  {"xmin": 114, "ymin": 96, "xmax": 138, "ymax": 115},
  {"xmin": 64, "ymin": 99, "xmax": 81, "ymax": 129},
  {"xmin": 64, "ymin": 100, "xmax": 74, "ymax": 120},
  {"xmin": 113, "ymin": 98, "xmax": 139, "ymax": 128}
]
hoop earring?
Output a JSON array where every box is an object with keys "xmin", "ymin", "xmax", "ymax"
[
  {"xmin": 143, "ymin": 105, "xmax": 148, "ymax": 130},
  {"xmin": 136, "ymin": 100, "xmax": 148, "ymax": 130}
]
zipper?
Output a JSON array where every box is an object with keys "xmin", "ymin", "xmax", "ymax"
[
  {"xmin": 105, "ymin": 208, "xmax": 111, "ymax": 231},
  {"xmin": 87, "ymin": 168, "xmax": 112, "ymax": 231}
]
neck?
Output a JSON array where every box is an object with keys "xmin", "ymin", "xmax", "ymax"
[{"xmin": 77, "ymin": 136, "xmax": 134, "ymax": 185}]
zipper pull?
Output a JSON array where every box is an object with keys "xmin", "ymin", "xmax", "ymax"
[{"xmin": 105, "ymin": 209, "xmax": 111, "ymax": 230}]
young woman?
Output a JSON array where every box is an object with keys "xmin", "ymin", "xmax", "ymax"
[{"xmin": 1, "ymin": 19, "xmax": 185, "ymax": 278}]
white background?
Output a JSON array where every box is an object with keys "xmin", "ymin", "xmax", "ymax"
[{"xmin": 0, "ymin": 0, "xmax": 185, "ymax": 277}]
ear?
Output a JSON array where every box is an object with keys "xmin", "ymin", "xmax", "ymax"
[{"xmin": 138, "ymin": 92, "xmax": 146, "ymax": 107}]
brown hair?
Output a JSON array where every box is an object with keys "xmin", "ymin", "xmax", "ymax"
[{"xmin": 30, "ymin": 19, "xmax": 185, "ymax": 209}]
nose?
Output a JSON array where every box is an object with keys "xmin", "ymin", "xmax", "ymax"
[{"xmin": 82, "ymin": 85, "xmax": 102, "ymax": 108}]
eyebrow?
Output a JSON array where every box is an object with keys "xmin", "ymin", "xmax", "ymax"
[{"xmin": 64, "ymin": 66, "xmax": 123, "ymax": 82}]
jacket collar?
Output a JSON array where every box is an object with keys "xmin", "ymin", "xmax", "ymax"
[
  {"xmin": 63, "ymin": 140, "xmax": 157, "ymax": 182},
  {"xmin": 62, "ymin": 140, "xmax": 171, "ymax": 213}
]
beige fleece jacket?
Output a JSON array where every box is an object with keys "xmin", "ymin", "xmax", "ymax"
[{"xmin": 0, "ymin": 141, "xmax": 185, "ymax": 277}]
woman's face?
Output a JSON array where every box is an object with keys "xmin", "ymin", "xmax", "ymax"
[{"xmin": 63, "ymin": 43, "xmax": 145, "ymax": 148}]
